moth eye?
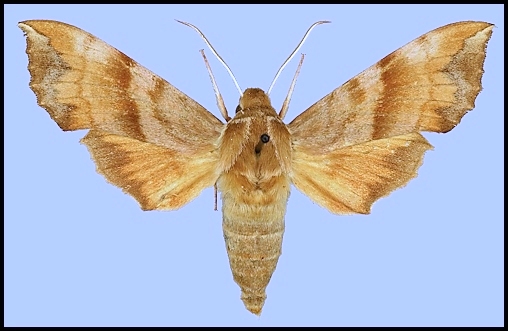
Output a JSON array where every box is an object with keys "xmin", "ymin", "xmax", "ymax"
[
  {"xmin": 235, "ymin": 105, "xmax": 242, "ymax": 113},
  {"xmin": 260, "ymin": 134, "xmax": 270, "ymax": 143}
]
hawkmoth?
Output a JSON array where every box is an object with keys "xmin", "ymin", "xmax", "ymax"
[{"xmin": 19, "ymin": 20, "xmax": 493, "ymax": 315}]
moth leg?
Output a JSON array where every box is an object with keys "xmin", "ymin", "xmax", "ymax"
[{"xmin": 214, "ymin": 182, "xmax": 218, "ymax": 211}]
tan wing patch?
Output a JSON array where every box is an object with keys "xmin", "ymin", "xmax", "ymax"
[
  {"xmin": 81, "ymin": 130, "xmax": 220, "ymax": 210},
  {"xmin": 291, "ymin": 133, "xmax": 433, "ymax": 214}
]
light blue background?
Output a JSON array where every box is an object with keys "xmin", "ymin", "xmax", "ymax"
[{"xmin": 5, "ymin": 4, "xmax": 504, "ymax": 327}]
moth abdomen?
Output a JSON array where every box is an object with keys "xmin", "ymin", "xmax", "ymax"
[
  {"xmin": 222, "ymin": 223, "xmax": 284, "ymax": 314},
  {"xmin": 222, "ymin": 206, "xmax": 286, "ymax": 315},
  {"xmin": 218, "ymin": 173, "xmax": 290, "ymax": 315}
]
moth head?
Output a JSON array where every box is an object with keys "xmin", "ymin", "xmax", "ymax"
[{"xmin": 239, "ymin": 88, "xmax": 271, "ymax": 110}]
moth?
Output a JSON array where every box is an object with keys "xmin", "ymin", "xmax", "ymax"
[{"xmin": 19, "ymin": 20, "xmax": 493, "ymax": 315}]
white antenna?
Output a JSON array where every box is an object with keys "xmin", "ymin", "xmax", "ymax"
[
  {"xmin": 267, "ymin": 20, "xmax": 331, "ymax": 95},
  {"xmin": 176, "ymin": 20, "xmax": 243, "ymax": 96}
]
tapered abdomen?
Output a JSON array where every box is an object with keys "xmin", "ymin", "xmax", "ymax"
[{"xmin": 218, "ymin": 173, "xmax": 290, "ymax": 315}]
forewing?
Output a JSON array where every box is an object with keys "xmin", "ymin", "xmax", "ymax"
[
  {"xmin": 289, "ymin": 21, "xmax": 493, "ymax": 153},
  {"xmin": 288, "ymin": 21, "xmax": 493, "ymax": 214},
  {"xmin": 19, "ymin": 20, "xmax": 224, "ymax": 209}
]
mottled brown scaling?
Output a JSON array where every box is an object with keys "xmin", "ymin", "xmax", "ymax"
[{"xmin": 19, "ymin": 20, "xmax": 492, "ymax": 315}]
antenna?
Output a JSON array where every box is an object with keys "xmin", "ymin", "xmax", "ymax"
[
  {"xmin": 200, "ymin": 50, "xmax": 230, "ymax": 121},
  {"xmin": 279, "ymin": 54, "xmax": 305, "ymax": 120},
  {"xmin": 267, "ymin": 20, "xmax": 331, "ymax": 95},
  {"xmin": 176, "ymin": 20, "xmax": 243, "ymax": 96}
]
